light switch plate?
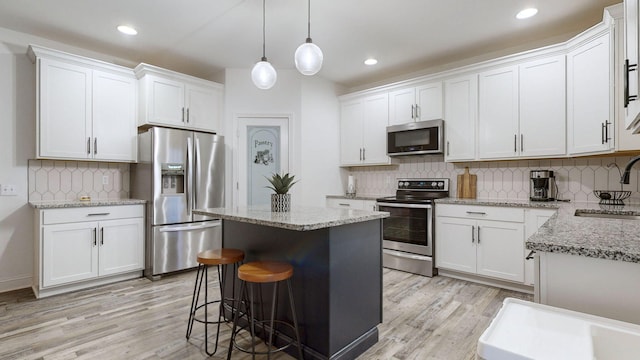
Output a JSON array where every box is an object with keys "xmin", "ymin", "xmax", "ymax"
[{"xmin": 0, "ymin": 184, "xmax": 17, "ymax": 196}]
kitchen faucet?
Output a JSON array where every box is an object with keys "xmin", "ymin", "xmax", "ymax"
[{"xmin": 620, "ymin": 155, "xmax": 640, "ymax": 184}]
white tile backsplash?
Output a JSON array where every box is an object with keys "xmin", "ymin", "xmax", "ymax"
[
  {"xmin": 28, "ymin": 160, "xmax": 130, "ymax": 201},
  {"xmin": 347, "ymin": 155, "xmax": 640, "ymax": 202}
]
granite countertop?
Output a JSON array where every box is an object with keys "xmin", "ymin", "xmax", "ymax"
[
  {"xmin": 435, "ymin": 198, "xmax": 640, "ymax": 264},
  {"xmin": 193, "ymin": 206, "xmax": 389, "ymax": 231},
  {"xmin": 29, "ymin": 199, "xmax": 146, "ymax": 209}
]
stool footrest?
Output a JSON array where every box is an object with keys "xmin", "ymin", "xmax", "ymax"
[{"xmin": 231, "ymin": 320, "xmax": 299, "ymax": 356}]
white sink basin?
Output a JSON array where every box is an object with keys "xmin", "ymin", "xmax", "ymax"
[
  {"xmin": 591, "ymin": 324, "xmax": 640, "ymax": 360},
  {"xmin": 477, "ymin": 298, "xmax": 640, "ymax": 360}
]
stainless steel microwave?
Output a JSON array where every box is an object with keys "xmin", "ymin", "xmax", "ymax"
[{"xmin": 387, "ymin": 119, "xmax": 444, "ymax": 156}]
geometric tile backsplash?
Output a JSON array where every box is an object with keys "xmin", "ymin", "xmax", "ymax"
[
  {"xmin": 28, "ymin": 160, "xmax": 130, "ymax": 201},
  {"xmin": 348, "ymin": 154, "xmax": 640, "ymax": 203}
]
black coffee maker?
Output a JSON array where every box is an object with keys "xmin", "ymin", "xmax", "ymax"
[{"xmin": 530, "ymin": 170, "xmax": 556, "ymax": 201}]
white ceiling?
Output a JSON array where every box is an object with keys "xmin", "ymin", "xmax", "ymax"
[{"xmin": 0, "ymin": 0, "xmax": 621, "ymax": 89}]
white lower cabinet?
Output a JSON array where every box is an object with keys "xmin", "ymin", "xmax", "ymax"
[
  {"xmin": 326, "ymin": 198, "xmax": 377, "ymax": 211},
  {"xmin": 524, "ymin": 208, "xmax": 556, "ymax": 285},
  {"xmin": 436, "ymin": 205, "xmax": 525, "ymax": 283},
  {"xmin": 35, "ymin": 205, "xmax": 144, "ymax": 298}
]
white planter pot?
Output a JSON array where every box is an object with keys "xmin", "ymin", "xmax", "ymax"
[{"xmin": 271, "ymin": 193, "xmax": 291, "ymax": 212}]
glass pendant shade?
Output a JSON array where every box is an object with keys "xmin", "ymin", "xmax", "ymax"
[
  {"xmin": 251, "ymin": 58, "xmax": 277, "ymax": 90},
  {"xmin": 295, "ymin": 39, "xmax": 323, "ymax": 75}
]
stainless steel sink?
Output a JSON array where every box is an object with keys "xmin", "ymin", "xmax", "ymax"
[{"xmin": 574, "ymin": 211, "xmax": 640, "ymax": 220}]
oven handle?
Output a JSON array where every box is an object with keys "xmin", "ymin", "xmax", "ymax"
[
  {"xmin": 376, "ymin": 202, "xmax": 432, "ymax": 209},
  {"xmin": 383, "ymin": 248, "xmax": 432, "ymax": 261}
]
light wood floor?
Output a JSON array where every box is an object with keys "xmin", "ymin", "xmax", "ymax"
[{"xmin": 0, "ymin": 268, "xmax": 530, "ymax": 360}]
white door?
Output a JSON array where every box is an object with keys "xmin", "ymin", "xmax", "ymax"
[
  {"xmin": 99, "ymin": 218, "xmax": 145, "ymax": 276},
  {"xmin": 567, "ymin": 32, "xmax": 613, "ymax": 155},
  {"xmin": 237, "ymin": 116, "xmax": 290, "ymax": 206},
  {"xmin": 478, "ymin": 65, "xmax": 519, "ymax": 159},
  {"xmin": 444, "ymin": 75, "xmax": 477, "ymax": 161},
  {"xmin": 42, "ymin": 222, "xmax": 99, "ymax": 287},
  {"xmin": 475, "ymin": 220, "xmax": 524, "ymax": 282},
  {"xmin": 38, "ymin": 57, "xmax": 92, "ymax": 159},
  {"xmin": 435, "ymin": 217, "xmax": 476, "ymax": 273},
  {"xmin": 416, "ymin": 82, "xmax": 443, "ymax": 121},
  {"xmin": 92, "ymin": 70, "xmax": 137, "ymax": 161},
  {"xmin": 519, "ymin": 55, "xmax": 567, "ymax": 157}
]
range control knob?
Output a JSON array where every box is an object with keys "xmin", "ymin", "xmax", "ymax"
[
  {"xmin": 438, "ymin": 182, "xmax": 444, "ymax": 188},
  {"xmin": 431, "ymin": 181, "xmax": 437, "ymax": 188}
]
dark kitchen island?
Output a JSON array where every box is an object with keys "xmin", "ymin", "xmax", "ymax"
[{"xmin": 193, "ymin": 206, "xmax": 389, "ymax": 360}]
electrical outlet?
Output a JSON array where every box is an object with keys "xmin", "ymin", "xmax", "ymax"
[
  {"xmin": 0, "ymin": 184, "xmax": 17, "ymax": 196},
  {"xmin": 102, "ymin": 176, "xmax": 109, "ymax": 185}
]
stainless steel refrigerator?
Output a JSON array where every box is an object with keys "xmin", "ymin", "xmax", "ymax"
[{"xmin": 131, "ymin": 127, "xmax": 224, "ymax": 278}]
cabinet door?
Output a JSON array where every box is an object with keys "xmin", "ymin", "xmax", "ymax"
[
  {"xmin": 416, "ymin": 82, "xmax": 443, "ymax": 121},
  {"xmin": 567, "ymin": 32, "xmax": 613, "ymax": 155},
  {"xmin": 478, "ymin": 66, "xmax": 519, "ymax": 159},
  {"xmin": 475, "ymin": 220, "xmax": 524, "ymax": 282},
  {"xmin": 362, "ymin": 200, "xmax": 377, "ymax": 211},
  {"xmin": 38, "ymin": 58, "xmax": 92, "ymax": 159},
  {"xmin": 435, "ymin": 217, "xmax": 476, "ymax": 273},
  {"xmin": 42, "ymin": 222, "xmax": 99, "ymax": 287},
  {"xmin": 625, "ymin": 0, "xmax": 640, "ymax": 130},
  {"xmin": 340, "ymin": 99, "xmax": 365, "ymax": 165},
  {"xmin": 388, "ymin": 88, "xmax": 415, "ymax": 125},
  {"xmin": 444, "ymin": 75, "xmax": 477, "ymax": 161},
  {"xmin": 524, "ymin": 209, "xmax": 556, "ymax": 286},
  {"xmin": 362, "ymin": 93, "xmax": 390, "ymax": 164},
  {"xmin": 519, "ymin": 56, "xmax": 567, "ymax": 157},
  {"xmin": 99, "ymin": 218, "xmax": 144, "ymax": 276},
  {"xmin": 185, "ymin": 84, "xmax": 221, "ymax": 132},
  {"xmin": 145, "ymin": 75, "xmax": 186, "ymax": 127},
  {"xmin": 92, "ymin": 70, "xmax": 137, "ymax": 161}
]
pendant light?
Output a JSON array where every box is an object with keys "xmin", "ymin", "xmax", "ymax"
[
  {"xmin": 251, "ymin": 0, "xmax": 277, "ymax": 89},
  {"xmin": 294, "ymin": 0, "xmax": 323, "ymax": 75}
]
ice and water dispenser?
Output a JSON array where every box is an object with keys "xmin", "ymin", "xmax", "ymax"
[{"xmin": 161, "ymin": 163, "xmax": 185, "ymax": 194}]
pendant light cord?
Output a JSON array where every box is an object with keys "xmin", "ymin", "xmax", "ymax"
[
  {"xmin": 261, "ymin": 0, "xmax": 266, "ymax": 60},
  {"xmin": 307, "ymin": 0, "xmax": 311, "ymax": 39}
]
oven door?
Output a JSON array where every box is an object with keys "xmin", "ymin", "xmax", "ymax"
[{"xmin": 376, "ymin": 202, "xmax": 432, "ymax": 256}]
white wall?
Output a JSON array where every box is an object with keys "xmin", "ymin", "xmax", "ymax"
[
  {"xmin": 223, "ymin": 68, "xmax": 343, "ymax": 207},
  {"xmin": 0, "ymin": 42, "xmax": 36, "ymax": 292}
]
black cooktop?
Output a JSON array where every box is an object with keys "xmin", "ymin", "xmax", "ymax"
[{"xmin": 376, "ymin": 178, "xmax": 450, "ymax": 204}]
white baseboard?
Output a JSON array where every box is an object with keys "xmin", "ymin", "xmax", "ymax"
[{"xmin": 0, "ymin": 275, "xmax": 32, "ymax": 294}]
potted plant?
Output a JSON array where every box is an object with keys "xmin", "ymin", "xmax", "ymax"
[{"xmin": 265, "ymin": 172, "xmax": 298, "ymax": 212}]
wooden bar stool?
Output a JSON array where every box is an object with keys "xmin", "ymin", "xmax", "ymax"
[
  {"xmin": 186, "ymin": 248, "xmax": 245, "ymax": 356},
  {"xmin": 227, "ymin": 261, "xmax": 304, "ymax": 360}
]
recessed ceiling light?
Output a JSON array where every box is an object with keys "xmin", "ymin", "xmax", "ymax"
[
  {"xmin": 364, "ymin": 58, "xmax": 378, "ymax": 66},
  {"xmin": 117, "ymin": 25, "xmax": 138, "ymax": 35},
  {"xmin": 516, "ymin": 8, "xmax": 538, "ymax": 20}
]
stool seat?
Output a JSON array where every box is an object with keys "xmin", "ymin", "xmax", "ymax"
[
  {"xmin": 197, "ymin": 248, "xmax": 245, "ymax": 266},
  {"xmin": 238, "ymin": 261, "xmax": 293, "ymax": 283}
]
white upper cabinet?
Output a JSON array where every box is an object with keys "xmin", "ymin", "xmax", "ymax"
[
  {"xmin": 339, "ymin": 93, "xmax": 390, "ymax": 166},
  {"xmin": 388, "ymin": 81, "xmax": 443, "ymax": 125},
  {"xmin": 519, "ymin": 55, "xmax": 567, "ymax": 157},
  {"xmin": 136, "ymin": 63, "xmax": 223, "ymax": 133},
  {"xmin": 444, "ymin": 74, "xmax": 477, "ymax": 161},
  {"xmin": 478, "ymin": 65, "xmax": 519, "ymax": 159},
  {"xmin": 624, "ymin": 0, "xmax": 640, "ymax": 130},
  {"xmin": 567, "ymin": 30, "xmax": 614, "ymax": 155},
  {"xmin": 29, "ymin": 45, "xmax": 137, "ymax": 162}
]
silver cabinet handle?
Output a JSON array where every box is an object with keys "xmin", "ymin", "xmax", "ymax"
[
  {"xmin": 182, "ymin": 107, "xmax": 185, "ymax": 122},
  {"xmin": 601, "ymin": 122, "xmax": 605, "ymax": 144},
  {"xmin": 514, "ymin": 134, "xmax": 517, "ymax": 152},
  {"xmin": 93, "ymin": 228, "xmax": 97, "ymax": 246},
  {"xmin": 411, "ymin": 104, "xmax": 415, "ymax": 119},
  {"xmin": 338, "ymin": 203, "xmax": 351, "ymax": 207},
  {"xmin": 87, "ymin": 213, "xmax": 110, "ymax": 216},
  {"xmin": 520, "ymin": 134, "xmax": 523, "ymax": 152},
  {"xmin": 477, "ymin": 226, "xmax": 481, "ymax": 244},
  {"xmin": 416, "ymin": 104, "xmax": 420, "ymax": 119},
  {"xmin": 94, "ymin": 138, "xmax": 97, "ymax": 155},
  {"xmin": 604, "ymin": 120, "xmax": 611, "ymax": 143},
  {"xmin": 87, "ymin": 137, "xmax": 91, "ymax": 155},
  {"xmin": 186, "ymin": 108, "xmax": 190, "ymax": 123},
  {"xmin": 100, "ymin": 227, "xmax": 104, "ymax": 245},
  {"xmin": 466, "ymin": 211, "xmax": 486, "ymax": 215},
  {"xmin": 363, "ymin": 148, "xmax": 365, "ymax": 161},
  {"xmin": 359, "ymin": 148, "xmax": 362, "ymax": 161},
  {"xmin": 471, "ymin": 225, "xmax": 475, "ymax": 243},
  {"xmin": 526, "ymin": 250, "xmax": 536, "ymax": 260}
]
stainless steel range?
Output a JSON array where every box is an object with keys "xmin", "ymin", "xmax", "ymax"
[{"xmin": 376, "ymin": 178, "xmax": 449, "ymax": 277}]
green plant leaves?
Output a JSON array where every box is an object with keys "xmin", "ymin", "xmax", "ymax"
[{"xmin": 265, "ymin": 172, "xmax": 298, "ymax": 194}]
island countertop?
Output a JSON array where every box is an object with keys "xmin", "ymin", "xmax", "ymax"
[{"xmin": 193, "ymin": 205, "xmax": 389, "ymax": 231}]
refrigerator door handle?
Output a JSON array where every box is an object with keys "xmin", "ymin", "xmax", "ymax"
[
  {"xmin": 194, "ymin": 136, "xmax": 199, "ymax": 209},
  {"xmin": 186, "ymin": 136, "xmax": 193, "ymax": 216},
  {"xmin": 158, "ymin": 220, "xmax": 221, "ymax": 232}
]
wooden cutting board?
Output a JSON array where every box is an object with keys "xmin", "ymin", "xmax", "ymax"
[{"xmin": 457, "ymin": 167, "xmax": 477, "ymax": 199}]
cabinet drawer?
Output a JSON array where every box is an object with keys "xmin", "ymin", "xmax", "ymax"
[
  {"xmin": 326, "ymin": 198, "xmax": 363, "ymax": 209},
  {"xmin": 42, "ymin": 205, "xmax": 144, "ymax": 225},
  {"xmin": 436, "ymin": 204, "xmax": 524, "ymax": 223}
]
